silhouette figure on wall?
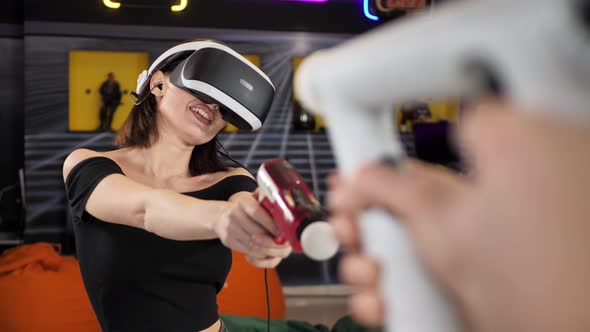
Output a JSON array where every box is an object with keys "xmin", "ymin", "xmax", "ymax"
[{"xmin": 98, "ymin": 72, "xmax": 122, "ymax": 131}]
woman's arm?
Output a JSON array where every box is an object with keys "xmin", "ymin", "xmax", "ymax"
[
  {"xmin": 63, "ymin": 148, "xmax": 228, "ymax": 241},
  {"xmin": 64, "ymin": 149, "xmax": 292, "ymax": 263}
]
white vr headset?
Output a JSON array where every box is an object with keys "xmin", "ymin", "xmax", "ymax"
[{"xmin": 136, "ymin": 40, "xmax": 276, "ymax": 131}]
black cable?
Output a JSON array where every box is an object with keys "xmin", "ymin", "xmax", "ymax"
[
  {"xmin": 216, "ymin": 136, "xmax": 231, "ymax": 157},
  {"xmin": 265, "ymin": 268, "xmax": 270, "ymax": 332},
  {"xmin": 216, "ymin": 137, "xmax": 269, "ymax": 332},
  {"xmin": 215, "ymin": 138, "xmax": 252, "ymax": 175},
  {"xmin": 0, "ymin": 182, "xmax": 18, "ymax": 201}
]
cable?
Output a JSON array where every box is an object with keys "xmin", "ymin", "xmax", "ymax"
[
  {"xmin": 265, "ymin": 268, "xmax": 270, "ymax": 332},
  {"xmin": 0, "ymin": 183, "xmax": 17, "ymax": 202},
  {"xmin": 216, "ymin": 138, "xmax": 270, "ymax": 331},
  {"xmin": 215, "ymin": 138, "xmax": 253, "ymax": 175},
  {"xmin": 129, "ymin": 84, "xmax": 162, "ymax": 106},
  {"xmin": 216, "ymin": 139, "xmax": 242, "ymax": 167}
]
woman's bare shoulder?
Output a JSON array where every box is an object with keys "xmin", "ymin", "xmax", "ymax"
[
  {"xmin": 226, "ymin": 167, "xmax": 254, "ymax": 180},
  {"xmin": 62, "ymin": 148, "xmax": 126, "ymax": 182}
]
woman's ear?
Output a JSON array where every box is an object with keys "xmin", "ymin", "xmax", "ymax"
[{"xmin": 150, "ymin": 71, "xmax": 166, "ymax": 97}]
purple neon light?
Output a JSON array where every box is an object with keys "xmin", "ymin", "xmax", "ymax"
[{"xmin": 278, "ymin": 0, "xmax": 328, "ymax": 2}]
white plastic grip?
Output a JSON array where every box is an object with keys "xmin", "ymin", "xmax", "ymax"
[{"xmin": 361, "ymin": 209, "xmax": 462, "ymax": 332}]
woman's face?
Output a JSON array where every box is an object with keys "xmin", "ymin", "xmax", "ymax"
[{"xmin": 156, "ymin": 75, "xmax": 227, "ymax": 145}]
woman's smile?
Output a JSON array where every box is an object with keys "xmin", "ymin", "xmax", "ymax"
[{"xmin": 190, "ymin": 103, "xmax": 215, "ymax": 125}]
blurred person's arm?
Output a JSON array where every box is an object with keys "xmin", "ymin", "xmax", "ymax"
[{"xmin": 328, "ymin": 102, "xmax": 590, "ymax": 332}]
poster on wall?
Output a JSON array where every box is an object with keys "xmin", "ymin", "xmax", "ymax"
[{"xmin": 68, "ymin": 50, "xmax": 149, "ymax": 132}]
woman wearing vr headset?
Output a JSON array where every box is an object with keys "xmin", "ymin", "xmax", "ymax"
[{"xmin": 62, "ymin": 41, "xmax": 288, "ymax": 332}]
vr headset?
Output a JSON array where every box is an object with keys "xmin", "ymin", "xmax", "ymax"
[{"xmin": 136, "ymin": 40, "xmax": 276, "ymax": 131}]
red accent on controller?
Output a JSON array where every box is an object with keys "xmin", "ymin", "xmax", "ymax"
[{"xmin": 258, "ymin": 159, "xmax": 325, "ymax": 253}]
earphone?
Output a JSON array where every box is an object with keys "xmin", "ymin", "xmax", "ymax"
[{"xmin": 129, "ymin": 83, "xmax": 163, "ymax": 106}]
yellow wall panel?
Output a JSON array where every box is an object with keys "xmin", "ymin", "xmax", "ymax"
[{"xmin": 69, "ymin": 50, "xmax": 149, "ymax": 131}]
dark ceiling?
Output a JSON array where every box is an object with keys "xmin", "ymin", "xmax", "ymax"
[
  {"xmin": 20, "ymin": 0, "xmax": 380, "ymax": 34},
  {"xmin": 2, "ymin": 0, "xmax": 23, "ymax": 24}
]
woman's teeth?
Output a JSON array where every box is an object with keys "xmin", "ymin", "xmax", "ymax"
[{"xmin": 191, "ymin": 107, "xmax": 210, "ymax": 120}]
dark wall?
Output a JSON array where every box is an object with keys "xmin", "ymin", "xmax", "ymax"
[
  {"xmin": 25, "ymin": 0, "xmax": 378, "ymax": 34},
  {"xmin": 0, "ymin": 0, "xmax": 23, "ymax": 24},
  {"xmin": 0, "ymin": 0, "xmax": 23, "ymax": 240},
  {"xmin": 1, "ymin": 0, "xmax": 24, "ymax": 194},
  {"xmin": 0, "ymin": 37, "xmax": 24, "ymax": 183},
  {"xmin": 0, "ymin": 31, "xmax": 24, "ymax": 234}
]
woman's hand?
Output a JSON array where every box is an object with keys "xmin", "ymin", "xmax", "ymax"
[{"xmin": 214, "ymin": 191, "xmax": 292, "ymax": 268}]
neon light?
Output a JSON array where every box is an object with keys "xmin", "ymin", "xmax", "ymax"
[
  {"xmin": 103, "ymin": 0, "xmax": 121, "ymax": 9},
  {"xmin": 279, "ymin": 0, "xmax": 328, "ymax": 2},
  {"xmin": 363, "ymin": 0, "xmax": 379, "ymax": 21},
  {"xmin": 171, "ymin": 0, "xmax": 188, "ymax": 11}
]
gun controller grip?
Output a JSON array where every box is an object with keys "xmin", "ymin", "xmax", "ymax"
[{"xmin": 361, "ymin": 209, "xmax": 462, "ymax": 332}]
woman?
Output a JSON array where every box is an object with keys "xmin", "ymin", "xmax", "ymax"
[{"xmin": 63, "ymin": 41, "xmax": 291, "ymax": 332}]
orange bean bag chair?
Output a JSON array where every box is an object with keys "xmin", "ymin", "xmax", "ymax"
[
  {"xmin": 218, "ymin": 250, "xmax": 286, "ymax": 319},
  {"xmin": 0, "ymin": 243, "xmax": 100, "ymax": 332},
  {"xmin": 0, "ymin": 244, "xmax": 285, "ymax": 331}
]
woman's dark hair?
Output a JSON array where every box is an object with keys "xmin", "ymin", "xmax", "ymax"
[{"xmin": 115, "ymin": 54, "xmax": 228, "ymax": 176}]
